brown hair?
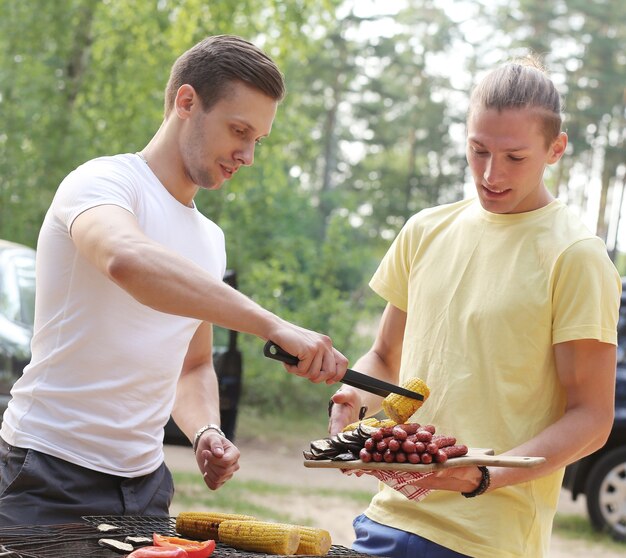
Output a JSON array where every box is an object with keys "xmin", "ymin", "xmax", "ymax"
[
  {"xmin": 164, "ymin": 35, "xmax": 285, "ymax": 117},
  {"xmin": 468, "ymin": 56, "xmax": 563, "ymax": 146}
]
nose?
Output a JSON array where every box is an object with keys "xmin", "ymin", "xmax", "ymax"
[
  {"xmin": 235, "ymin": 142, "xmax": 255, "ymax": 167},
  {"xmin": 483, "ymin": 155, "xmax": 503, "ymax": 186}
]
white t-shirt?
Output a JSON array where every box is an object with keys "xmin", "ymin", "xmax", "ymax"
[{"xmin": 1, "ymin": 153, "xmax": 226, "ymax": 477}]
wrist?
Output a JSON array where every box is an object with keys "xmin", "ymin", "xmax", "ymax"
[
  {"xmin": 192, "ymin": 423, "xmax": 225, "ymax": 453},
  {"xmin": 461, "ymin": 466, "xmax": 491, "ymax": 498}
]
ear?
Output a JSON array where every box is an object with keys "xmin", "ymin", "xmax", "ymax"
[
  {"xmin": 547, "ymin": 132, "xmax": 568, "ymax": 164},
  {"xmin": 174, "ymin": 84, "xmax": 197, "ymax": 120}
]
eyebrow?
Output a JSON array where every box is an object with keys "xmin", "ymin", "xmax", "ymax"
[{"xmin": 469, "ymin": 138, "xmax": 529, "ymax": 153}]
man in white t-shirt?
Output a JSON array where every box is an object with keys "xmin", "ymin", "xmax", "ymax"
[{"xmin": 0, "ymin": 35, "xmax": 348, "ymax": 525}]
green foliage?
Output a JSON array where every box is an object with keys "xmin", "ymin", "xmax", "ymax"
[{"xmin": 1, "ymin": 0, "xmax": 624, "ymax": 415}]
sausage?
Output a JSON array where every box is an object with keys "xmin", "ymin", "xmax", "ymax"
[
  {"xmin": 433, "ymin": 449, "xmax": 448, "ymax": 463},
  {"xmin": 383, "ymin": 449, "xmax": 396, "ymax": 463},
  {"xmin": 432, "ymin": 435, "xmax": 457, "ymax": 448},
  {"xmin": 359, "ymin": 448, "xmax": 373, "ymax": 462},
  {"xmin": 388, "ymin": 438, "xmax": 401, "ymax": 452},
  {"xmin": 392, "ymin": 425, "xmax": 408, "ymax": 440},
  {"xmin": 393, "ymin": 423, "xmax": 421, "ymax": 435},
  {"xmin": 376, "ymin": 436, "xmax": 393, "ymax": 452},
  {"xmin": 414, "ymin": 441, "xmax": 427, "ymax": 454},
  {"xmin": 440, "ymin": 444, "xmax": 469, "ymax": 458},
  {"xmin": 371, "ymin": 429, "xmax": 384, "ymax": 442},
  {"xmin": 401, "ymin": 439, "xmax": 416, "ymax": 454},
  {"xmin": 416, "ymin": 430, "xmax": 433, "ymax": 443},
  {"xmin": 407, "ymin": 452, "xmax": 421, "ymax": 464},
  {"xmin": 420, "ymin": 452, "xmax": 433, "ymax": 464}
]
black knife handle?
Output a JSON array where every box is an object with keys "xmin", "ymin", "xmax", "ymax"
[{"xmin": 263, "ymin": 340, "xmax": 299, "ymax": 366}]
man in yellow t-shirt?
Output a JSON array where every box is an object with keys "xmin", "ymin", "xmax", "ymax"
[{"xmin": 329, "ymin": 58, "xmax": 621, "ymax": 558}]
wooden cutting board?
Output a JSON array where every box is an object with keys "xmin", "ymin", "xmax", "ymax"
[{"xmin": 303, "ymin": 448, "xmax": 545, "ymax": 472}]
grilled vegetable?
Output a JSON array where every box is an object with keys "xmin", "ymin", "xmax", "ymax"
[
  {"xmin": 97, "ymin": 523, "xmax": 120, "ymax": 533},
  {"xmin": 381, "ymin": 377, "xmax": 430, "ymax": 423},
  {"xmin": 153, "ymin": 533, "xmax": 215, "ymax": 558},
  {"xmin": 176, "ymin": 511, "xmax": 256, "ymax": 540},
  {"xmin": 126, "ymin": 536, "xmax": 154, "ymax": 547},
  {"xmin": 341, "ymin": 417, "xmax": 380, "ymax": 432},
  {"xmin": 218, "ymin": 520, "xmax": 300, "ymax": 555},
  {"xmin": 127, "ymin": 547, "xmax": 187, "ymax": 558},
  {"xmin": 294, "ymin": 526, "xmax": 332, "ymax": 555}
]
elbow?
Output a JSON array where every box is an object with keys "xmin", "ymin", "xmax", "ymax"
[
  {"xmin": 105, "ymin": 245, "xmax": 141, "ymax": 286},
  {"xmin": 589, "ymin": 409, "xmax": 615, "ymax": 454}
]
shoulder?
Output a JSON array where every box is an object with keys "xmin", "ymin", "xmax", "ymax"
[
  {"xmin": 64, "ymin": 153, "xmax": 142, "ymax": 184},
  {"xmin": 195, "ymin": 211, "xmax": 225, "ymax": 241},
  {"xmin": 405, "ymin": 198, "xmax": 473, "ymax": 228}
]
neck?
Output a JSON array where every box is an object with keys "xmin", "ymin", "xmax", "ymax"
[{"xmin": 139, "ymin": 121, "xmax": 198, "ymax": 207}]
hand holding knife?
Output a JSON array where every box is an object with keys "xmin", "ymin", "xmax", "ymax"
[{"xmin": 263, "ymin": 340, "xmax": 423, "ymax": 401}]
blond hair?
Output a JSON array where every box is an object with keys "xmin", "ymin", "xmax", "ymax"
[{"xmin": 468, "ymin": 56, "xmax": 563, "ymax": 146}]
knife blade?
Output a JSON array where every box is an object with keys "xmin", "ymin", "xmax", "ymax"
[{"xmin": 263, "ymin": 340, "xmax": 424, "ymax": 401}]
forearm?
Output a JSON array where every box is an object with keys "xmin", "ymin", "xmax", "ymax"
[
  {"xmin": 489, "ymin": 402, "xmax": 613, "ymax": 490},
  {"xmin": 107, "ymin": 237, "xmax": 282, "ymax": 339},
  {"xmin": 171, "ymin": 363, "xmax": 222, "ymax": 444}
]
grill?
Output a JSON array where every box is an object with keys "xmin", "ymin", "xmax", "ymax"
[{"xmin": 0, "ymin": 516, "xmax": 374, "ymax": 558}]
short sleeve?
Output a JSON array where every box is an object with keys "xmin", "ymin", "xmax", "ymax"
[
  {"xmin": 51, "ymin": 158, "xmax": 139, "ymax": 235},
  {"xmin": 552, "ymin": 237, "xmax": 621, "ymax": 345},
  {"xmin": 369, "ymin": 215, "xmax": 420, "ymax": 311}
]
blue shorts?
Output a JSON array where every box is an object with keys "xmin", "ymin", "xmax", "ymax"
[{"xmin": 352, "ymin": 514, "xmax": 471, "ymax": 558}]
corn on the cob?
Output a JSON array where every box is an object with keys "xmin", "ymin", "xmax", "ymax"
[
  {"xmin": 176, "ymin": 511, "xmax": 256, "ymax": 540},
  {"xmin": 341, "ymin": 417, "xmax": 398, "ymax": 432},
  {"xmin": 218, "ymin": 520, "xmax": 300, "ymax": 555},
  {"xmin": 294, "ymin": 526, "xmax": 332, "ymax": 555},
  {"xmin": 374, "ymin": 418, "xmax": 398, "ymax": 428},
  {"xmin": 382, "ymin": 377, "xmax": 430, "ymax": 423}
]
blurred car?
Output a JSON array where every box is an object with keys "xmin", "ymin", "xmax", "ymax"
[
  {"xmin": 561, "ymin": 278, "xmax": 626, "ymax": 542},
  {"xmin": 0, "ymin": 240, "xmax": 36, "ymax": 420},
  {"xmin": 0, "ymin": 238, "xmax": 242, "ymax": 443}
]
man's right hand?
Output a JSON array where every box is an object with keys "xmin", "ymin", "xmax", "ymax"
[{"xmin": 269, "ymin": 324, "xmax": 348, "ymax": 384}]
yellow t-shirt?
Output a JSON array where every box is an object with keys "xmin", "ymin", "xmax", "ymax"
[{"xmin": 365, "ymin": 197, "xmax": 620, "ymax": 558}]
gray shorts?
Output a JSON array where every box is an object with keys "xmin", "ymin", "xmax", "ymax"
[{"xmin": 0, "ymin": 436, "xmax": 174, "ymax": 526}]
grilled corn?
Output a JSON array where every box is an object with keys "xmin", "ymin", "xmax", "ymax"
[
  {"xmin": 381, "ymin": 377, "xmax": 430, "ymax": 423},
  {"xmin": 218, "ymin": 520, "xmax": 301, "ymax": 555},
  {"xmin": 294, "ymin": 525, "xmax": 332, "ymax": 555},
  {"xmin": 176, "ymin": 511, "xmax": 256, "ymax": 540}
]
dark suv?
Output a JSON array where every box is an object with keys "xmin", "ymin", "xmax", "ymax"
[
  {"xmin": 0, "ymin": 239, "xmax": 242, "ymax": 443},
  {"xmin": 561, "ymin": 279, "xmax": 626, "ymax": 541}
]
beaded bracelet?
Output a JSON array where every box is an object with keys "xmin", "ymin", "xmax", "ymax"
[{"xmin": 462, "ymin": 466, "xmax": 491, "ymax": 498}]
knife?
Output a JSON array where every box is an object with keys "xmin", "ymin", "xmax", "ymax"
[{"xmin": 263, "ymin": 340, "xmax": 424, "ymax": 401}]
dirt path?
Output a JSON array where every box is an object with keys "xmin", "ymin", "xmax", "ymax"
[{"xmin": 164, "ymin": 442, "xmax": 622, "ymax": 558}]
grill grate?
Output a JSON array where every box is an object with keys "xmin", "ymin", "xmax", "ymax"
[
  {"xmin": 82, "ymin": 515, "xmax": 178, "ymax": 537},
  {"xmin": 0, "ymin": 522, "xmax": 118, "ymax": 558},
  {"xmin": 0, "ymin": 516, "xmax": 375, "ymax": 558}
]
